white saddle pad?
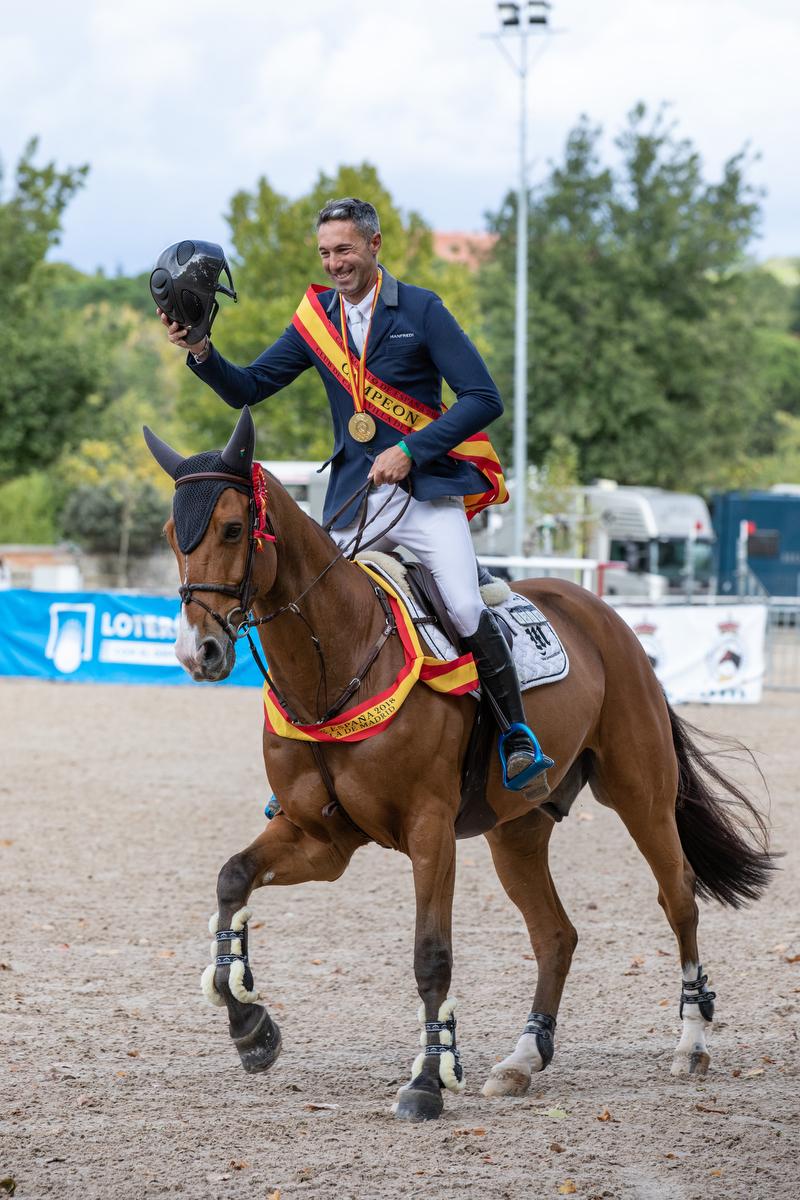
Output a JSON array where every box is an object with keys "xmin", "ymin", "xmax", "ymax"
[{"xmin": 358, "ymin": 555, "xmax": 569, "ymax": 694}]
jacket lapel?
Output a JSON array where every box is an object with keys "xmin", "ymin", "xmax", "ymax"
[{"xmin": 365, "ymin": 267, "xmax": 398, "ymax": 360}]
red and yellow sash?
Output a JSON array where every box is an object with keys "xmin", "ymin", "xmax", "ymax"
[
  {"xmin": 292, "ymin": 284, "xmax": 509, "ymax": 520},
  {"xmin": 262, "ymin": 563, "xmax": 478, "ymax": 744}
]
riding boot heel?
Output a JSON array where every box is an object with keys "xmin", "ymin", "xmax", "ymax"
[{"xmin": 463, "ymin": 609, "xmax": 555, "ymax": 794}]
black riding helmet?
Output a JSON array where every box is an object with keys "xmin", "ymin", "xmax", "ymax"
[{"xmin": 149, "ymin": 239, "xmax": 237, "ymax": 343}]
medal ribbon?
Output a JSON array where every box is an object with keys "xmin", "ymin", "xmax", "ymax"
[{"xmin": 339, "ymin": 270, "xmax": 383, "ymax": 418}]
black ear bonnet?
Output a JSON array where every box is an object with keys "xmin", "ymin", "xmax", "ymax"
[
  {"xmin": 149, "ymin": 239, "xmax": 237, "ymax": 343},
  {"xmin": 172, "ymin": 452, "xmax": 251, "ymax": 553},
  {"xmin": 143, "ymin": 407, "xmax": 257, "ymax": 554}
]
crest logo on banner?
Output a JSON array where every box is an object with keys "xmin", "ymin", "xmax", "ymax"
[{"xmin": 706, "ymin": 618, "xmax": 745, "ymax": 686}]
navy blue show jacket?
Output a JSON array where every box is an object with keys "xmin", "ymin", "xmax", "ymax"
[{"xmin": 188, "ymin": 267, "xmax": 503, "ymax": 528}]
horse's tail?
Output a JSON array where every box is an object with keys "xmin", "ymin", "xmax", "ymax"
[{"xmin": 668, "ymin": 703, "xmax": 776, "ymax": 907}]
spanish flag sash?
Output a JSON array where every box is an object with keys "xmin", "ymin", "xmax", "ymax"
[
  {"xmin": 262, "ymin": 563, "xmax": 478, "ymax": 744},
  {"xmin": 292, "ymin": 285, "xmax": 509, "ymax": 520}
]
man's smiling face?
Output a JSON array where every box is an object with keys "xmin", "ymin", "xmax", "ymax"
[{"xmin": 317, "ymin": 219, "xmax": 381, "ymax": 304}]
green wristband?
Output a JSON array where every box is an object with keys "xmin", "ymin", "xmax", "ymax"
[{"xmin": 397, "ymin": 439, "xmax": 413, "ymax": 459}]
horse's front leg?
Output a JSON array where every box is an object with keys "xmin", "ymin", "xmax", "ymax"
[
  {"xmin": 393, "ymin": 814, "xmax": 462, "ymax": 1123},
  {"xmin": 202, "ymin": 811, "xmax": 366, "ymax": 1073}
]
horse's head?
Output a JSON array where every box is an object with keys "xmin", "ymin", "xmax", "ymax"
[{"xmin": 144, "ymin": 407, "xmax": 278, "ymax": 682}]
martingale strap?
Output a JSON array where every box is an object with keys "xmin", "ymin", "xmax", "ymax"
[{"xmin": 292, "ymin": 285, "xmax": 508, "ymax": 520}]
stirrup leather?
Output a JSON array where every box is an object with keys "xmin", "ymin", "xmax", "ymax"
[{"xmin": 498, "ymin": 722, "xmax": 555, "ymax": 791}]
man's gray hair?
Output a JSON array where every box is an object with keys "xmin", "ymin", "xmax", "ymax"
[{"xmin": 316, "ymin": 197, "xmax": 381, "ymax": 240}]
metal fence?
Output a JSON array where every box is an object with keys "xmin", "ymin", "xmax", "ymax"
[{"xmin": 764, "ymin": 600, "xmax": 800, "ymax": 692}]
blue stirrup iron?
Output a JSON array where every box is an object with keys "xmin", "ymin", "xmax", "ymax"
[
  {"xmin": 498, "ymin": 722, "xmax": 555, "ymax": 791},
  {"xmin": 264, "ymin": 794, "xmax": 281, "ymax": 819}
]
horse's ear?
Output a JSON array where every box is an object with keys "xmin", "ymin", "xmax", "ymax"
[
  {"xmin": 143, "ymin": 426, "xmax": 185, "ymax": 480},
  {"xmin": 220, "ymin": 406, "xmax": 256, "ymax": 474}
]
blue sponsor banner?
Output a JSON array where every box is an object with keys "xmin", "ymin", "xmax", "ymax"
[{"xmin": 0, "ymin": 590, "xmax": 264, "ymax": 686}]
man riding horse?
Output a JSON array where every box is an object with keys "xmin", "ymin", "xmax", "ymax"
[{"xmin": 159, "ymin": 196, "xmax": 552, "ymax": 790}]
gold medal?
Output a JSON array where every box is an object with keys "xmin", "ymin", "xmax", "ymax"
[
  {"xmin": 341, "ymin": 273, "xmax": 382, "ymax": 448},
  {"xmin": 348, "ymin": 412, "xmax": 377, "ymax": 443}
]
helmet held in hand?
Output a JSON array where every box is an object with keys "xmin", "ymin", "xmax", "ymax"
[{"xmin": 149, "ymin": 239, "xmax": 237, "ymax": 343}]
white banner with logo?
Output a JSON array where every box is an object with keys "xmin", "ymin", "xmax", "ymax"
[{"xmin": 613, "ymin": 604, "xmax": 767, "ymax": 704}]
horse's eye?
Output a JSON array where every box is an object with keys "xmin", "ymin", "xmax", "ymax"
[{"xmin": 223, "ymin": 523, "xmax": 243, "ymax": 542}]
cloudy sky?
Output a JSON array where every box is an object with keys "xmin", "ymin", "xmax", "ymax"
[{"xmin": 1, "ymin": 0, "xmax": 796, "ymax": 274}]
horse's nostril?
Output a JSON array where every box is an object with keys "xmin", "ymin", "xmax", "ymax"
[{"xmin": 199, "ymin": 638, "xmax": 223, "ymax": 668}]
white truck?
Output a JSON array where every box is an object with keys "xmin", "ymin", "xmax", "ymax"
[
  {"xmin": 581, "ymin": 482, "xmax": 715, "ymax": 598},
  {"xmin": 471, "ymin": 478, "xmax": 716, "ymax": 599}
]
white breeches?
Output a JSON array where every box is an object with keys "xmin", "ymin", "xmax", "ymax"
[{"xmin": 330, "ymin": 485, "xmax": 484, "ymax": 638}]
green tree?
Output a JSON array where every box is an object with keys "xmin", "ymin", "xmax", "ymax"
[
  {"xmin": 747, "ymin": 412, "xmax": 800, "ymax": 487},
  {"xmin": 60, "ymin": 481, "xmax": 166, "ymax": 557},
  {"xmin": 480, "ymin": 106, "xmax": 770, "ymax": 493},
  {"xmin": 0, "ymin": 139, "xmax": 104, "ymax": 483},
  {"xmin": 0, "ymin": 473, "xmax": 59, "ymax": 543},
  {"xmin": 43, "ymin": 261, "xmax": 154, "ymax": 318},
  {"xmin": 176, "ymin": 162, "xmax": 480, "ymax": 459},
  {"xmin": 56, "ymin": 307, "xmax": 181, "ymax": 583}
]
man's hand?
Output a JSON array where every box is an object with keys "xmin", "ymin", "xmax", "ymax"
[
  {"xmin": 157, "ymin": 308, "xmax": 207, "ymax": 356},
  {"xmin": 369, "ymin": 444, "xmax": 413, "ymax": 486}
]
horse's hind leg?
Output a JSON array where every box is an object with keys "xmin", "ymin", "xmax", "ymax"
[
  {"xmin": 204, "ymin": 812, "xmax": 367, "ymax": 1074},
  {"xmin": 592, "ymin": 761, "xmax": 714, "ymax": 1078},
  {"xmin": 481, "ymin": 809, "xmax": 577, "ymax": 1098}
]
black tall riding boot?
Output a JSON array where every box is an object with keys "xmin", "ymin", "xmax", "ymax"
[{"xmin": 464, "ymin": 609, "xmax": 554, "ymax": 793}]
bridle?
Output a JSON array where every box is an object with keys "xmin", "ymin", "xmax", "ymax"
[
  {"xmin": 176, "ymin": 468, "xmax": 276, "ymax": 644},
  {"xmin": 174, "ymin": 468, "xmax": 412, "ymax": 726}
]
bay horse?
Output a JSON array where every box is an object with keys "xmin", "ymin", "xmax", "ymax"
[{"xmin": 145, "ymin": 407, "xmax": 773, "ymax": 1122}]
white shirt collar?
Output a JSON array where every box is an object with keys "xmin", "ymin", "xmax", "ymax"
[{"xmin": 343, "ymin": 277, "xmax": 379, "ymax": 320}]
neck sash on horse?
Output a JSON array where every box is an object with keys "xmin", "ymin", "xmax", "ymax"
[
  {"xmin": 262, "ymin": 564, "xmax": 478, "ymax": 744},
  {"xmin": 292, "ymin": 285, "xmax": 509, "ymax": 520}
]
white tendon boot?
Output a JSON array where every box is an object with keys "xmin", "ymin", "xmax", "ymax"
[
  {"xmin": 483, "ymin": 1011, "xmax": 556, "ymax": 1097},
  {"xmin": 393, "ymin": 998, "xmax": 466, "ymax": 1119},
  {"xmin": 201, "ymin": 907, "xmax": 261, "ymax": 1008},
  {"xmin": 671, "ymin": 963, "xmax": 715, "ymax": 1077}
]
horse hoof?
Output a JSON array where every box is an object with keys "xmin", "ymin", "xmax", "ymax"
[
  {"xmin": 670, "ymin": 1050, "xmax": 710, "ymax": 1079},
  {"xmin": 233, "ymin": 1008, "xmax": 282, "ymax": 1074},
  {"xmin": 393, "ymin": 1082, "xmax": 444, "ymax": 1122},
  {"xmin": 482, "ymin": 1066, "xmax": 531, "ymax": 1098}
]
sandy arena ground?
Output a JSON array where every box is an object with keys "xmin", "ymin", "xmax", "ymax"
[{"xmin": 0, "ymin": 678, "xmax": 798, "ymax": 1200}]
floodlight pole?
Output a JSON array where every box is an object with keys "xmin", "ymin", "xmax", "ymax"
[
  {"xmin": 490, "ymin": 3, "xmax": 551, "ymax": 558},
  {"xmin": 513, "ymin": 32, "xmax": 529, "ymax": 560}
]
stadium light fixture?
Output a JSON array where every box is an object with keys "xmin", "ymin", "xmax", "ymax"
[{"xmin": 488, "ymin": 2, "xmax": 552, "ymax": 558}]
